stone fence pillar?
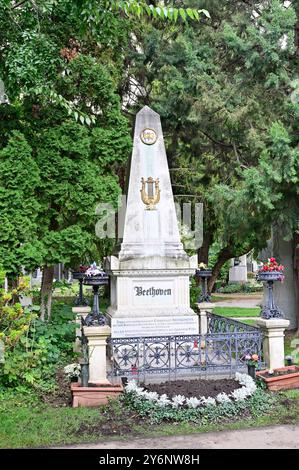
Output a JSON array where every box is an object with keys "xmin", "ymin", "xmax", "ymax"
[
  {"xmin": 256, "ymin": 318, "xmax": 290, "ymax": 370},
  {"xmin": 83, "ymin": 325, "xmax": 111, "ymax": 385},
  {"xmin": 196, "ymin": 302, "xmax": 215, "ymax": 335},
  {"xmin": 72, "ymin": 306, "xmax": 91, "ymax": 353}
]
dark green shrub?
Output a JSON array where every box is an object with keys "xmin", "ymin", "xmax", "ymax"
[{"xmin": 0, "ymin": 295, "xmax": 77, "ymax": 392}]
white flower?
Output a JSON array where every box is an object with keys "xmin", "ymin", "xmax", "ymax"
[
  {"xmin": 172, "ymin": 394, "xmax": 186, "ymax": 408},
  {"xmin": 144, "ymin": 391, "xmax": 159, "ymax": 402},
  {"xmin": 157, "ymin": 394, "xmax": 171, "ymax": 407},
  {"xmin": 202, "ymin": 396, "xmax": 216, "ymax": 406},
  {"xmin": 186, "ymin": 397, "xmax": 202, "ymax": 408},
  {"xmin": 135, "ymin": 386, "xmax": 146, "ymax": 397},
  {"xmin": 216, "ymin": 393, "xmax": 231, "ymax": 404},
  {"xmin": 231, "ymin": 388, "xmax": 249, "ymax": 401},
  {"xmin": 64, "ymin": 363, "xmax": 81, "ymax": 378},
  {"xmin": 125, "ymin": 380, "xmax": 138, "ymax": 393},
  {"xmin": 231, "ymin": 373, "xmax": 256, "ymax": 401}
]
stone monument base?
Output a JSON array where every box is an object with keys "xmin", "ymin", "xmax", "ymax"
[
  {"xmin": 105, "ymin": 254, "xmax": 198, "ymax": 338},
  {"xmin": 109, "ymin": 314, "xmax": 199, "ymax": 338}
]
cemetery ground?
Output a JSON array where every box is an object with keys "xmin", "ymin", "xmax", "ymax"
[
  {"xmin": 1, "ymin": 382, "xmax": 299, "ymax": 448},
  {"xmin": 0, "ymin": 295, "xmax": 299, "ymax": 449}
]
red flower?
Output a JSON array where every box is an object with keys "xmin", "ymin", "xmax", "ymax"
[{"xmin": 259, "ymin": 258, "xmax": 284, "ymax": 273}]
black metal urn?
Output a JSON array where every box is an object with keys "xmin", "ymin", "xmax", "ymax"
[
  {"xmin": 256, "ymin": 270, "xmax": 284, "ymax": 319},
  {"xmin": 72, "ymin": 271, "xmax": 89, "ymax": 306},
  {"xmin": 83, "ymin": 270, "xmax": 109, "ymax": 326},
  {"xmin": 195, "ymin": 268, "xmax": 213, "ymax": 303}
]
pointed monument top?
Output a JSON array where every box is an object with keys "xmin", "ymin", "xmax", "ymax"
[{"xmin": 137, "ymin": 105, "xmax": 159, "ymax": 117}]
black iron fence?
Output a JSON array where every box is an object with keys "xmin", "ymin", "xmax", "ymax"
[
  {"xmin": 107, "ymin": 314, "xmax": 263, "ymax": 379},
  {"xmin": 207, "ymin": 312, "xmax": 260, "ymax": 334}
]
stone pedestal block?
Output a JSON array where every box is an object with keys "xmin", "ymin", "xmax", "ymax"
[
  {"xmin": 196, "ymin": 302, "xmax": 215, "ymax": 335},
  {"xmin": 83, "ymin": 325, "xmax": 111, "ymax": 385},
  {"xmin": 256, "ymin": 318, "xmax": 290, "ymax": 370}
]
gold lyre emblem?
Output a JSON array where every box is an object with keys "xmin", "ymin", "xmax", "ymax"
[{"xmin": 140, "ymin": 177, "xmax": 161, "ymax": 210}]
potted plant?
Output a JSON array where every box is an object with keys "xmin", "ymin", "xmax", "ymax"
[
  {"xmin": 256, "ymin": 366, "xmax": 299, "ymax": 391},
  {"xmin": 245, "ymin": 354, "xmax": 259, "ymax": 379},
  {"xmin": 257, "ymin": 257, "xmax": 284, "ymax": 281},
  {"xmin": 64, "ymin": 363, "xmax": 81, "ymax": 383},
  {"xmin": 256, "ymin": 257, "xmax": 285, "ymax": 319}
]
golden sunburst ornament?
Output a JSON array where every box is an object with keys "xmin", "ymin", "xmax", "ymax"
[{"xmin": 140, "ymin": 128, "xmax": 157, "ymax": 145}]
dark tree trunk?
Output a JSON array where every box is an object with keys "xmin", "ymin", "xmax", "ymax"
[
  {"xmin": 198, "ymin": 232, "xmax": 212, "ymax": 265},
  {"xmin": 7, "ymin": 275, "xmax": 19, "ymax": 303},
  {"xmin": 40, "ymin": 266, "xmax": 54, "ymax": 321},
  {"xmin": 208, "ymin": 247, "xmax": 233, "ymax": 293},
  {"xmin": 7, "ymin": 276, "xmax": 18, "ymax": 290}
]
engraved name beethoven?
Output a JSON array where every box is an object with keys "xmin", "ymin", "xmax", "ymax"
[{"xmin": 134, "ymin": 286, "xmax": 171, "ymax": 297}]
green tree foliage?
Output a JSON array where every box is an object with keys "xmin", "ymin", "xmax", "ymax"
[
  {"xmin": 0, "ymin": 133, "xmax": 42, "ymax": 275},
  {"xmin": 0, "ymin": 1, "xmax": 133, "ymax": 318},
  {"xmin": 0, "ymin": 1, "xmax": 206, "ymax": 123},
  {"xmin": 124, "ymin": 0, "xmax": 298, "ymax": 289},
  {"xmin": 0, "ymin": 1, "xmax": 207, "ymax": 316}
]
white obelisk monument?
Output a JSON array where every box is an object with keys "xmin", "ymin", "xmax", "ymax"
[{"xmin": 105, "ymin": 106, "xmax": 198, "ymax": 337}]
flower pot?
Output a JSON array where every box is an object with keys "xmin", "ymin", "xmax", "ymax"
[
  {"xmin": 256, "ymin": 366, "xmax": 299, "ymax": 391},
  {"xmin": 256, "ymin": 270, "xmax": 284, "ymax": 319},
  {"xmin": 256, "ymin": 270, "xmax": 284, "ymax": 282},
  {"xmin": 71, "ymin": 382, "xmax": 124, "ymax": 407},
  {"xmin": 247, "ymin": 364, "xmax": 256, "ymax": 380},
  {"xmin": 195, "ymin": 269, "xmax": 212, "ymax": 303}
]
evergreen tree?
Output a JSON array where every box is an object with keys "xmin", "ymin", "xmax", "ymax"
[{"xmin": 125, "ymin": 0, "xmax": 298, "ymax": 290}]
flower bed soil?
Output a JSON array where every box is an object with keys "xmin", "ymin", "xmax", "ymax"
[
  {"xmin": 74, "ymin": 407, "xmax": 145, "ymax": 438},
  {"xmin": 143, "ymin": 378, "xmax": 242, "ymax": 399},
  {"xmin": 41, "ymin": 369, "xmax": 72, "ymax": 407}
]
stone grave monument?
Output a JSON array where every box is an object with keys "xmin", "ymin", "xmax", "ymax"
[
  {"xmin": 105, "ymin": 106, "xmax": 198, "ymax": 338},
  {"xmin": 229, "ymin": 254, "xmax": 248, "ymax": 283}
]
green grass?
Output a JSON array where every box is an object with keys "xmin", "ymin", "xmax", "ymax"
[
  {"xmin": 0, "ymin": 388, "xmax": 298, "ymax": 448},
  {"xmin": 0, "ymin": 393, "xmax": 105, "ymax": 448},
  {"xmin": 239, "ymin": 319, "xmax": 256, "ymax": 326},
  {"xmin": 213, "ymin": 307, "xmax": 260, "ymax": 317}
]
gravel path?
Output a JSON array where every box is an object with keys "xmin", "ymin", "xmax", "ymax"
[
  {"xmin": 214, "ymin": 297, "xmax": 262, "ymax": 308},
  {"xmin": 55, "ymin": 424, "xmax": 299, "ymax": 449}
]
